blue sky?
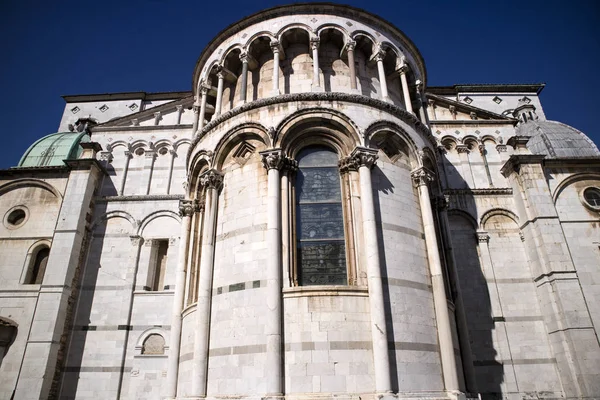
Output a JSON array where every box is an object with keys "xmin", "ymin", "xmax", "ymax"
[{"xmin": 1, "ymin": 0, "xmax": 598, "ymax": 168}]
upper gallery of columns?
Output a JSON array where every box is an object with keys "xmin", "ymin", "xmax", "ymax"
[{"xmin": 191, "ymin": 3, "xmax": 426, "ymax": 115}]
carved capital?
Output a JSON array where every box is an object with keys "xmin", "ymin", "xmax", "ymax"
[
  {"xmin": 99, "ymin": 151, "xmax": 113, "ymax": 163},
  {"xmin": 260, "ymin": 149, "xmax": 286, "ymax": 171},
  {"xmin": 240, "ymin": 52, "xmax": 249, "ymax": 63},
  {"xmin": 397, "ymin": 64, "xmax": 409, "ymax": 75},
  {"xmin": 130, "ymin": 235, "xmax": 143, "ymax": 246},
  {"xmin": 345, "ymin": 40, "xmax": 356, "ymax": 52},
  {"xmin": 350, "ymin": 147, "xmax": 378, "ymax": 169},
  {"xmin": 310, "ymin": 37, "xmax": 320, "ymax": 50},
  {"xmin": 411, "ymin": 167, "xmax": 435, "ymax": 187},
  {"xmin": 200, "ymin": 169, "xmax": 224, "ymax": 191},
  {"xmin": 338, "ymin": 155, "xmax": 359, "ymax": 173},
  {"xmin": 496, "ymin": 144, "xmax": 507, "ymax": 153},
  {"xmin": 374, "ymin": 49, "xmax": 386, "ymax": 63},
  {"xmin": 193, "ymin": 105, "xmax": 200, "ymax": 114},
  {"xmin": 284, "ymin": 157, "xmax": 298, "ymax": 173},
  {"xmin": 476, "ymin": 231, "xmax": 490, "ymax": 243},
  {"xmin": 179, "ymin": 199, "xmax": 195, "ymax": 217},
  {"xmin": 270, "ymin": 40, "xmax": 281, "ymax": 52},
  {"xmin": 456, "ymin": 144, "xmax": 470, "ymax": 154}
]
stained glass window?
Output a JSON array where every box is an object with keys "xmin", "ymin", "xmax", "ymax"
[{"xmin": 296, "ymin": 146, "xmax": 347, "ymax": 285}]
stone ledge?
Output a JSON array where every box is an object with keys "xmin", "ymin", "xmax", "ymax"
[{"xmin": 283, "ymin": 285, "xmax": 368, "ymax": 298}]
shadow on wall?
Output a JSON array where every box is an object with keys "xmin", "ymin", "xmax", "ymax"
[
  {"xmin": 440, "ymin": 152, "xmax": 503, "ymax": 398},
  {"xmin": 58, "ymin": 203, "xmax": 108, "ymax": 398},
  {"xmin": 370, "ymin": 165, "xmax": 400, "ymax": 391}
]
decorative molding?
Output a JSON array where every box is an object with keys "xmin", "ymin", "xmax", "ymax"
[
  {"xmin": 96, "ymin": 194, "xmax": 184, "ymax": 203},
  {"xmin": 411, "ymin": 167, "xmax": 435, "ymax": 187},
  {"xmin": 338, "ymin": 155, "xmax": 359, "ymax": 173},
  {"xmin": 188, "ymin": 92, "xmax": 436, "ymax": 164},
  {"xmin": 500, "ymin": 154, "xmax": 546, "ymax": 178},
  {"xmin": 260, "ymin": 148, "xmax": 286, "ymax": 170},
  {"xmin": 443, "ymin": 188, "xmax": 513, "ymax": 196},
  {"xmin": 432, "ymin": 195, "xmax": 449, "ymax": 210}
]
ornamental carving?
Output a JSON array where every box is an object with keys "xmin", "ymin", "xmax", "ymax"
[
  {"xmin": 476, "ymin": 231, "xmax": 490, "ymax": 243},
  {"xmin": 179, "ymin": 199, "xmax": 195, "ymax": 217},
  {"xmin": 130, "ymin": 235, "xmax": 143, "ymax": 246},
  {"xmin": 349, "ymin": 147, "xmax": 378, "ymax": 169},
  {"xmin": 260, "ymin": 149, "xmax": 286, "ymax": 170},
  {"xmin": 200, "ymin": 169, "xmax": 224, "ymax": 190},
  {"xmin": 432, "ymin": 195, "xmax": 449, "ymax": 210},
  {"xmin": 284, "ymin": 157, "xmax": 298, "ymax": 173},
  {"xmin": 411, "ymin": 167, "xmax": 435, "ymax": 187},
  {"xmin": 338, "ymin": 156, "xmax": 359, "ymax": 173}
]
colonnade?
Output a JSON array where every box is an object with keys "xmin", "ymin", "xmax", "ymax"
[
  {"xmin": 164, "ymin": 147, "xmax": 461, "ymax": 398},
  {"xmin": 192, "ymin": 39, "xmax": 420, "ymax": 134}
]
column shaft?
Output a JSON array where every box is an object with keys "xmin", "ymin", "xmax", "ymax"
[
  {"xmin": 198, "ymin": 88, "xmax": 208, "ymax": 133},
  {"xmin": 119, "ymin": 150, "xmax": 132, "ymax": 195},
  {"xmin": 215, "ymin": 72, "xmax": 225, "ymax": 116},
  {"xmin": 240, "ymin": 57, "xmax": 249, "ymax": 103},
  {"xmin": 413, "ymin": 169, "xmax": 459, "ymax": 391},
  {"xmin": 272, "ymin": 48, "xmax": 280, "ymax": 95},
  {"xmin": 311, "ymin": 38, "xmax": 320, "ymax": 87},
  {"xmin": 376, "ymin": 55, "xmax": 389, "ymax": 100},
  {"xmin": 261, "ymin": 149, "xmax": 285, "ymax": 396},
  {"xmin": 347, "ymin": 44, "xmax": 357, "ymax": 90},
  {"xmin": 165, "ymin": 201, "xmax": 194, "ymax": 399},
  {"xmin": 191, "ymin": 171, "xmax": 222, "ymax": 397},
  {"xmin": 266, "ymin": 167, "xmax": 282, "ymax": 395},
  {"xmin": 281, "ymin": 170, "xmax": 291, "ymax": 287},
  {"xmin": 399, "ymin": 69, "xmax": 413, "ymax": 114}
]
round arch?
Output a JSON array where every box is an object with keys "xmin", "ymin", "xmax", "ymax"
[
  {"xmin": 480, "ymin": 207, "xmax": 519, "ymax": 229},
  {"xmin": 552, "ymin": 172, "xmax": 600, "ymax": 203},
  {"xmin": 0, "ymin": 179, "xmax": 62, "ymax": 200},
  {"xmin": 90, "ymin": 210, "xmax": 137, "ymax": 233},
  {"xmin": 137, "ymin": 210, "xmax": 181, "ymax": 237},
  {"xmin": 275, "ymin": 108, "xmax": 361, "ymax": 157},
  {"xmin": 211, "ymin": 122, "xmax": 271, "ymax": 171}
]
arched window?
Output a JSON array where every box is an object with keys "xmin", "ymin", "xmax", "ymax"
[
  {"xmin": 295, "ymin": 146, "xmax": 347, "ymax": 285},
  {"xmin": 142, "ymin": 333, "xmax": 165, "ymax": 355},
  {"xmin": 26, "ymin": 247, "xmax": 49, "ymax": 284}
]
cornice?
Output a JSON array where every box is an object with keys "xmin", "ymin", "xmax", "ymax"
[
  {"xmin": 543, "ymin": 157, "xmax": 600, "ymax": 168},
  {"xmin": 444, "ymin": 188, "xmax": 513, "ymax": 196},
  {"xmin": 427, "ymin": 83, "xmax": 545, "ymax": 96},
  {"xmin": 95, "ymin": 95, "xmax": 194, "ymax": 128},
  {"xmin": 62, "ymin": 91, "xmax": 192, "ymax": 103},
  {"xmin": 187, "ymin": 92, "xmax": 435, "ymax": 164},
  {"xmin": 430, "ymin": 120, "xmax": 515, "ymax": 126},
  {"xmin": 94, "ymin": 124, "xmax": 193, "ymax": 133},
  {"xmin": 96, "ymin": 194, "xmax": 184, "ymax": 203},
  {"xmin": 426, "ymin": 93, "xmax": 516, "ymax": 122},
  {"xmin": 500, "ymin": 154, "xmax": 546, "ymax": 178}
]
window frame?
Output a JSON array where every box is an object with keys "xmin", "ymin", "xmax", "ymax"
[{"xmin": 290, "ymin": 144, "xmax": 357, "ymax": 287}]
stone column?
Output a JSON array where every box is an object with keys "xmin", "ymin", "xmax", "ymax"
[
  {"xmin": 166, "ymin": 149, "xmax": 176, "ymax": 194},
  {"xmin": 191, "ymin": 169, "xmax": 223, "ymax": 398},
  {"xmin": 165, "ymin": 199, "xmax": 196, "ymax": 399},
  {"xmin": 310, "ymin": 37, "xmax": 320, "ymax": 88},
  {"xmin": 260, "ymin": 149, "xmax": 285, "ymax": 397},
  {"xmin": 197, "ymin": 85, "xmax": 209, "ymax": 133},
  {"xmin": 346, "ymin": 40, "xmax": 357, "ymax": 90},
  {"xmin": 415, "ymin": 80, "xmax": 429, "ymax": 124},
  {"xmin": 215, "ymin": 69, "xmax": 225, "ymax": 116},
  {"xmin": 374, "ymin": 50, "xmax": 389, "ymax": 101},
  {"xmin": 191, "ymin": 104, "xmax": 200, "ymax": 134},
  {"xmin": 240, "ymin": 52, "xmax": 249, "ymax": 103},
  {"xmin": 281, "ymin": 158, "xmax": 297, "ymax": 288},
  {"xmin": 142, "ymin": 148, "xmax": 156, "ymax": 195},
  {"xmin": 176, "ymin": 104, "xmax": 184, "ymax": 125},
  {"xmin": 350, "ymin": 147, "xmax": 393, "ymax": 395},
  {"xmin": 398, "ymin": 65, "xmax": 413, "ymax": 114},
  {"xmin": 271, "ymin": 40, "xmax": 281, "ymax": 96},
  {"xmin": 411, "ymin": 167, "xmax": 460, "ymax": 392},
  {"xmin": 119, "ymin": 148, "xmax": 132, "ymax": 195}
]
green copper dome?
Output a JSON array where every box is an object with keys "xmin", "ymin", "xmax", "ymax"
[{"xmin": 17, "ymin": 131, "xmax": 90, "ymax": 168}]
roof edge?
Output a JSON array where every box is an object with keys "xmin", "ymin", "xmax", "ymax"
[
  {"xmin": 62, "ymin": 91, "xmax": 192, "ymax": 103},
  {"xmin": 428, "ymin": 83, "xmax": 545, "ymax": 95}
]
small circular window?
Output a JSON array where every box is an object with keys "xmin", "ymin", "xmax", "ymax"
[
  {"xmin": 3, "ymin": 206, "xmax": 29, "ymax": 229},
  {"xmin": 583, "ymin": 187, "xmax": 600, "ymax": 209}
]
